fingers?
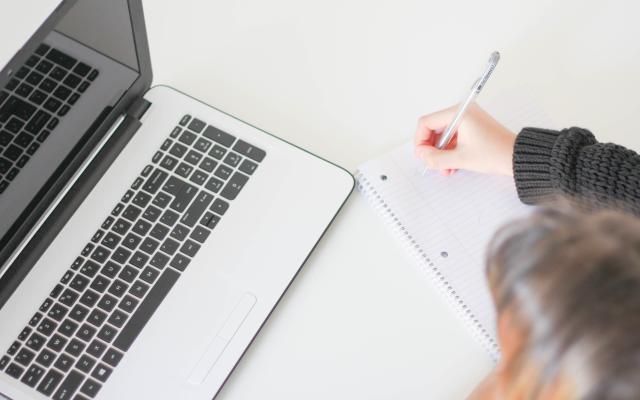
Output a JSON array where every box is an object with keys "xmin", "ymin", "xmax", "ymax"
[
  {"xmin": 414, "ymin": 105, "xmax": 459, "ymax": 146},
  {"xmin": 415, "ymin": 144, "xmax": 463, "ymax": 170}
]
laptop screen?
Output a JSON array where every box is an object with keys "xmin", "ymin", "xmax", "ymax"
[{"xmin": 0, "ymin": 0, "xmax": 143, "ymax": 268}]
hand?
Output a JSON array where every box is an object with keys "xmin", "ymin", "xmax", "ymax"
[{"xmin": 414, "ymin": 103, "xmax": 516, "ymax": 176}]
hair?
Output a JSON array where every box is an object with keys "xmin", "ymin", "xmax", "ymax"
[{"xmin": 486, "ymin": 202, "xmax": 640, "ymax": 399}]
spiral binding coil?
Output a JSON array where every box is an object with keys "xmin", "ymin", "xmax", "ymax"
[{"xmin": 355, "ymin": 171, "xmax": 500, "ymax": 362}]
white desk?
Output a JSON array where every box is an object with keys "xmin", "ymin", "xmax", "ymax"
[{"xmin": 140, "ymin": 0, "xmax": 640, "ymax": 398}]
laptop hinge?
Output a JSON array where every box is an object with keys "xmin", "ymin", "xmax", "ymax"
[{"xmin": 126, "ymin": 97, "xmax": 152, "ymax": 120}]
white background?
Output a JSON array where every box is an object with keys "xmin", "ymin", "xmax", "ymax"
[
  {"xmin": 141, "ymin": 1, "xmax": 640, "ymax": 399},
  {"xmin": 5, "ymin": 0, "xmax": 640, "ymax": 398}
]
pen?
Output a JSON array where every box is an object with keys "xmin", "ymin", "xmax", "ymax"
[{"xmin": 421, "ymin": 51, "xmax": 500, "ymax": 175}]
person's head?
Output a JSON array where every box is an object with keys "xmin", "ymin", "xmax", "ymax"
[{"xmin": 471, "ymin": 205, "xmax": 640, "ymax": 399}]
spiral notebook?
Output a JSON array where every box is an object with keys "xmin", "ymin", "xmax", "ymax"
[{"xmin": 356, "ymin": 95, "xmax": 551, "ymax": 360}]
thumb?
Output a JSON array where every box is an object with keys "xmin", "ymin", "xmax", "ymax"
[{"xmin": 415, "ymin": 144, "xmax": 463, "ymax": 170}]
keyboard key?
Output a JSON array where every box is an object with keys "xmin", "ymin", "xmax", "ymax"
[
  {"xmin": 214, "ymin": 164, "xmax": 233, "ymax": 180},
  {"xmin": 129, "ymin": 251, "xmax": 149, "ymax": 268},
  {"xmin": 180, "ymin": 240, "xmax": 200, "ymax": 257},
  {"xmin": 25, "ymin": 109, "xmax": 52, "ymax": 134},
  {"xmin": 122, "ymin": 233, "xmax": 142, "ymax": 250},
  {"xmin": 122, "ymin": 204, "xmax": 142, "ymax": 222},
  {"xmin": 74, "ymin": 62, "xmax": 91, "ymax": 76},
  {"xmin": 139, "ymin": 237, "xmax": 159, "ymax": 254},
  {"xmin": 88, "ymin": 69, "xmax": 99, "ymax": 81},
  {"xmin": 153, "ymin": 191, "xmax": 172, "ymax": 208},
  {"xmin": 108, "ymin": 280, "xmax": 129, "ymax": 298},
  {"xmin": 233, "ymin": 139, "xmax": 266, "ymax": 162},
  {"xmin": 91, "ymin": 363, "xmax": 113, "ymax": 383},
  {"xmin": 170, "ymin": 126, "xmax": 181, "ymax": 138},
  {"xmin": 90, "ymin": 246, "xmax": 110, "ymax": 263},
  {"xmin": 65, "ymin": 338, "xmax": 85, "ymax": 357},
  {"xmin": 76, "ymin": 354, "xmax": 97, "ymax": 373},
  {"xmin": 29, "ymin": 89, "xmax": 47, "ymax": 105},
  {"xmin": 101, "ymin": 232, "xmax": 121, "ymax": 249},
  {"xmin": 223, "ymin": 152, "xmax": 242, "ymax": 167},
  {"xmin": 108, "ymin": 309, "xmax": 128, "ymax": 328},
  {"xmin": 35, "ymin": 348, "xmax": 55, "ymax": 368},
  {"xmin": 199, "ymin": 157, "xmax": 217, "ymax": 172},
  {"xmin": 63, "ymin": 73, "xmax": 81, "ymax": 88},
  {"xmin": 54, "ymin": 369, "xmax": 83, "ymax": 399},
  {"xmin": 112, "ymin": 218, "xmax": 132, "ymax": 235},
  {"xmin": 111, "ymin": 246, "xmax": 132, "ymax": 264},
  {"xmin": 81, "ymin": 378, "xmax": 102, "ymax": 398},
  {"xmin": 101, "ymin": 261, "xmax": 121, "ymax": 278},
  {"xmin": 160, "ymin": 238, "xmax": 180, "ymax": 255},
  {"xmin": 37, "ymin": 369, "xmax": 63, "ymax": 396},
  {"xmin": 15, "ymin": 347, "xmax": 36, "ymax": 366},
  {"xmin": 205, "ymin": 177, "xmax": 224, "ymax": 193},
  {"xmin": 58, "ymin": 105, "xmax": 70, "ymax": 116},
  {"xmin": 160, "ymin": 209, "xmax": 180, "ymax": 226},
  {"xmin": 187, "ymin": 118, "xmax": 205, "ymax": 133},
  {"xmin": 149, "ymin": 223, "xmax": 170, "ymax": 241},
  {"xmin": 36, "ymin": 44, "xmax": 50, "ymax": 55},
  {"xmin": 97, "ymin": 325, "xmax": 117, "ymax": 343},
  {"xmin": 178, "ymin": 130, "xmax": 196, "ymax": 145},
  {"xmin": 54, "ymin": 353, "xmax": 74, "ymax": 373},
  {"xmin": 210, "ymin": 198, "xmax": 229, "ymax": 215},
  {"xmin": 209, "ymin": 144, "xmax": 226, "ymax": 160},
  {"xmin": 16, "ymin": 82, "xmax": 34, "ymax": 98},
  {"xmin": 5, "ymin": 363, "xmax": 24, "ymax": 379},
  {"xmin": 0, "ymin": 96, "xmax": 36, "ymax": 122},
  {"xmin": 118, "ymin": 266, "xmax": 138, "ymax": 283},
  {"xmin": 18, "ymin": 326, "xmax": 33, "ymax": 340},
  {"xmin": 46, "ymin": 48, "xmax": 77, "ymax": 69},
  {"xmin": 160, "ymin": 138, "xmax": 172, "ymax": 151},
  {"xmin": 160, "ymin": 154, "xmax": 178, "ymax": 171},
  {"xmin": 53, "ymin": 85, "xmax": 72, "ymax": 101},
  {"xmin": 118, "ymin": 295, "xmax": 139, "ymax": 313},
  {"xmin": 169, "ymin": 142, "xmax": 188, "ymax": 158},
  {"xmin": 77, "ymin": 323, "xmax": 97, "ymax": 342},
  {"xmin": 113, "ymin": 268, "xmax": 179, "ymax": 351},
  {"xmin": 190, "ymin": 225, "xmax": 211, "ymax": 243},
  {"xmin": 179, "ymin": 115, "xmax": 191, "ymax": 126},
  {"xmin": 80, "ymin": 260, "xmax": 101, "ymax": 278},
  {"xmin": 39, "ymin": 78, "xmax": 56, "ymax": 93},
  {"xmin": 59, "ymin": 289, "xmax": 79, "ymax": 307},
  {"xmin": 7, "ymin": 340, "xmax": 20, "ymax": 355},
  {"xmin": 21, "ymin": 364, "xmax": 45, "ymax": 387},
  {"xmin": 203, "ymin": 125, "xmax": 235, "ymax": 147},
  {"xmin": 6, "ymin": 78, "xmax": 19, "ymax": 91},
  {"xmin": 79, "ymin": 290, "xmax": 100, "ymax": 308},
  {"xmin": 194, "ymin": 137, "xmax": 212, "ymax": 152},
  {"xmin": 185, "ymin": 150, "xmax": 202, "ymax": 165},
  {"xmin": 180, "ymin": 191, "xmax": 213, "ymax": 227},
  {"xmin": 57, "ymin": 319, "xmax": 79, "ymax": 337},
  {"xmin": 169, "ymin": 254, "xmax": 190, "ymax": 271},
  {"xmin": 98, "ymin": 294, "xmax": 118, "ymax": 312},
  {"xmin": 46, "ymin": 334, "xmax": 67, "ymax": 352},
  {"xmin": 0, "ymin": 355, "xmax": 9, "ymax": 371},
  {"xmin": 48, "ymin": 303, "xmax": 69, "ymax": 322},
  {"xmin": 142, "ymin": 168, "xmax": 168, "ymax": 194},
  {"xmin": 140, "ymin": 266, "xmax": 160, "ymax": 284},
  {"xmin": 50, "ymin": 66, "xmax": 67, "ymax": 81},
  {"xmin": 169, "ymin": 181, "xmax": 198, "ymax": 212},
  {"xmin": 238, "ymin": 159, "xmax": 258, "ymax": 175},
  {"xmin": 37, "ymin": 317, "xmax": 57, "ymax": 336},
  {"xmin": 44, "ymin": 97, "xmax": 62, "ymax": 113},
  {"xmin": 150, "ymin": 252, "xmax": 169, "ymax": 269},
  {"xmin": 36, "ymin": 59, "xmax": 53, "ymax": 74},
  {"xmin": 170, "ymin": 224, "xmax": 189, "ymax": 241},
  {"xmin": 90, "ymin": 275, "xmax": 110, "ymax": 293},
  {"xmin": 142, "ymin": 205, "xmax": 162, "ymax": 222},
  {"xmin": 40, "ymin": 298, "xmax": 53, "ymax": 312},
  {"xmin": 190, "ymin": 169, "xmax": 208, "ymax": 186},
  {"xmin": 221, "ymin": 172, "xmax": 249, "ymax": 200},
  {"xmin": 87, "ymin": 339, "xmax": 107, "ymax": 358},
  {"xmin": 69, "ymin": 304, "xmax": 90, "ymax": 322},
  {"xmin": 175, "ymin": 162, "xmax": 193, "ymax": 178}
]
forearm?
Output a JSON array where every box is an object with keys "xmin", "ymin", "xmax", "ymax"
[{"xmin": 512, "ymin": 127, "xmax": 640, "ymax": 214}]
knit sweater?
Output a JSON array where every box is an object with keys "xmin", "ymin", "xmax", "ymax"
[{"xmin": 513, "ymin": 127, "xmax": 640, "ymax": 214}]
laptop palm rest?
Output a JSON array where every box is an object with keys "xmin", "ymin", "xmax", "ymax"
[{"xmin": 188, "ymin": 292, "xmax": 257, "ymax": 385}]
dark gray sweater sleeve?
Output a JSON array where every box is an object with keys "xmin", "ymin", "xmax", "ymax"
[{"xmin": 512, "ymin": 127, "xmax": 640, "ymax": 213}]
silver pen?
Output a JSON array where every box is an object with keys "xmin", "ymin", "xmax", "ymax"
[{"xmin": 421, "ymin": 51, "xmax": 500, "ymax": 174}]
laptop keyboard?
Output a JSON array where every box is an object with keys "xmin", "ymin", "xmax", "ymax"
[
  {"xmin": 0, "ymin": 115, "xmax": 265, "ymax": 399},
  {"xmin": 0, "ymin": 44, "xmax": 98, "ymax": 194}
]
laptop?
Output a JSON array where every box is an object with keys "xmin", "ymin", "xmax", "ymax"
[{"xmin": 0, "ymin": 0, "xmax": 354, "ymax": 399}]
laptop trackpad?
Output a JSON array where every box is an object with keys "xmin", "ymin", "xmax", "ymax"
[{"xmin": 188, "ymin": 292, "xmax": 257, "ymax": 385}]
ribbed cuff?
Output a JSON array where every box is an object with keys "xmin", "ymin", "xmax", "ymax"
[{"xmin": 513, "ymin": 128, "xmax": 561, "ymax": 204}]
